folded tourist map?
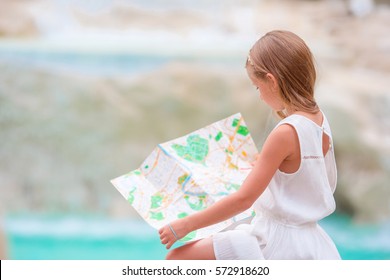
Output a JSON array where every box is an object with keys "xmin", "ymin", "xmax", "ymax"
[{"xmin": 111, "ymin": 113, "xmax": 258, "ymax": 242}]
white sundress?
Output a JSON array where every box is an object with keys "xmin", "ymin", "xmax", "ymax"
[{"xmin": 213, "ymin": 113, "xmax": 341, "ymax": 260}]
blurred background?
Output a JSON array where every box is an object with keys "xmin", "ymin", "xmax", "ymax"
[{"xmin": 0, "ymin": 0, "xmax": 389, "ymax": 260}]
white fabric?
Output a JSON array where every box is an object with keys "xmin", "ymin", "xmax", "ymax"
[{"xmin": 213, "ymin": 112, "xmax": 341, "ymax": 260}]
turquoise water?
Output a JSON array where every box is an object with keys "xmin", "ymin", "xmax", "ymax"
[
  {"xmin": 4, "ymin": 214, "xmax": 390, "ymax": 260},
  {"xmin": 4, "ymin": 215, "xmax": 166, "ymax": 260},
  {"xmin": 321, "ymin": 215, "xmax": 390, "ymax": 260}
]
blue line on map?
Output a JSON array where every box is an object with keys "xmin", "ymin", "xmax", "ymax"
[{"xmin": 157, "ymin": 144, "xmax": 207, "ymax": 197}]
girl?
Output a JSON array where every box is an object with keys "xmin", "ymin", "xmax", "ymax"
[{"xmin": 158, "ymin": 30, "xmax": 341, "ymax": 260}]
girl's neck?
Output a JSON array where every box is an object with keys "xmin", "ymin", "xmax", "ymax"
[
  {"xmin": 284, "ymin": 106, "xmax": 320, "ymax": 117},
  {"xmin": 289, "ymin": 109, "xmax": 324, "ymax": 127}
]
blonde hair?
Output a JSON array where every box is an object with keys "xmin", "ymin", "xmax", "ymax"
[{"xmin": 246, "ymin": 30, "xmax": 319, "ymax": 118}]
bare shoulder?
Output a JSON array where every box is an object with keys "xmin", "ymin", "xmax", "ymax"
[
  {"xmin": 268, "ymin": 123, "xmax": 297, "ymax": 144},
  {"xmin": 254, "ymin": 122, "xmax": 299, "ymax": 173},
  {"xmin": 263, "ymin": 123, "xmax": 298, "ymax": 160},
  {"xmin": 260, "ymin": 123, "xmax": 297, "ymax": 158}
]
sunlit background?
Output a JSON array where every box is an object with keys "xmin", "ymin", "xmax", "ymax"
[{"xmin": 0, "ymin": 0, "xmax": 389, "ymax": 260}]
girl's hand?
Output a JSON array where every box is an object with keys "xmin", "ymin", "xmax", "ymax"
[{"xmin": 159, "ymin": 218, "xmax": 190, "ymax": 249}]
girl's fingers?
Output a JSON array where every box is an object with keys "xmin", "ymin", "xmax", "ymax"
[
  {"xmin": 160, "ymin": 232, "xmax": 173, "ymax": 246},
  {"xmin": 166, "ymin": 241, "xmax": 173, "ymax": 250},
  {"xmin": 162, "ymin": 238, "xmax": 174, "ymax": 249},
  {"xmin": 159, "ymin": 226, "xmax": 169, "ymax": 239}
]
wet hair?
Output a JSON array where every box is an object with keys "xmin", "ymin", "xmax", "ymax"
[{"xmin": 246, "ymin": 30, "xmax": 319, "ymax": 118}]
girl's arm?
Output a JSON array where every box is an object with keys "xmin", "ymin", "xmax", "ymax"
[{"xmin": 159, "ymin": 124, "xmax": 296, "ymax": 249}]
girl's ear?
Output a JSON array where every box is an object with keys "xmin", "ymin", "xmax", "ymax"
[
  {"xmin": 265, "ymin": 73, "xmax": 278, "ymax": 92},
  {"xmin": 266, "ymin": 73, "xmax": 278, "ymax": 90}
]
